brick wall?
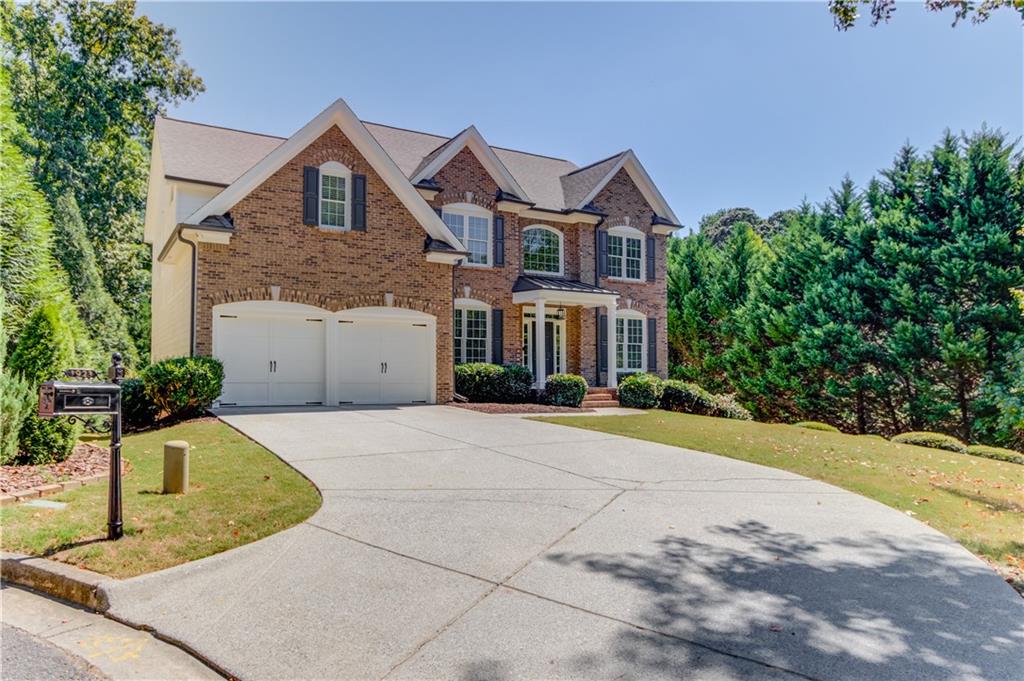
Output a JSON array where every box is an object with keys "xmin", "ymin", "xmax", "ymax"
[{"xmin": 194, "ymin": 126, "xmax": 456, "ymax": 402}]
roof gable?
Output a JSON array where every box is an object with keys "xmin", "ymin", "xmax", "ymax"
[
  {"xmin": 181, "ymin": 99, "xmax": 463, "ymax": 250},
  {"xmin": 567, "ymin": 150, "xmax": 680, "ymax": 225},
  {"xmin": 408, "ymin": 126, "xmax": 530, "ymax": 202}
]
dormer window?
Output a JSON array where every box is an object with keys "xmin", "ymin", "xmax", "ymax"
[
  {"xmin": 319, "ymin": 161, "xmax": 351, "ymax": 229},
  {"xmin": 442, "ymin": 203, "xmax": 491, "ymax": 266},
  {"xmin": 522, "ymin": 225, "xmax": 564, "ymax": 276}
]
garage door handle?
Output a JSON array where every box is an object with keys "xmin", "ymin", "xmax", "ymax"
[{"xmin": 384, "ymin": 362, "xmax": 388, "ymax": 374}]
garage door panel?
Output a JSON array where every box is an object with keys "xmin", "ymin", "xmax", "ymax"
[
  {"xmin": 336, "ymin": 315, "xmax": 434, "ymax": 405},
  {"xmin": 380, "ymin": 324, "xmax": 431, "ymax": 403}
]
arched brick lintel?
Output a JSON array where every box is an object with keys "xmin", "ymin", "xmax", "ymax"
[{"xmin": 208, "ymin": 287, "xmax": 444, "ymax": 316}]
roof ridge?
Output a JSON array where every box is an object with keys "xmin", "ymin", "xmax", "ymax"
[
  {"xmin": 360, "ymin": 119, "xmax": 450, "ymax": 141},
  {"xmin": 158, "ymin": 115, "xmax": 287, "ymax": 140},
  {"xmin": 563, "ymin": 151, "xmax": 628, "ymax": 177}
]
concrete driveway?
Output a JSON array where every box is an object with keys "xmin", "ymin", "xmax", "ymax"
[{"xmin": 105, "ymin": 406, "xmax": 1023, "ymax": 681}]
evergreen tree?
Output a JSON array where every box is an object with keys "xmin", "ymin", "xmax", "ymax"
[
  {"xmin": 52, "ymin": 193, "xmax": 139, "ymax": 367},
  {"xmin": 0, "ymin": 288, "xmax": 33, "ymax": 465}
]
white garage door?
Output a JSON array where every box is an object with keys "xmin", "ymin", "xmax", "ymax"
[
  {"xmin": 215, "ymin": 311, "xmax": 326, "ymax": 407},
  {"xmin": 337, "ymin": 318, "xmax": 433, "ymax": 405}
]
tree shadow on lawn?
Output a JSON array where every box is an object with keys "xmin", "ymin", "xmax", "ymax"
[{"xmin": 547, "ymin": 520, "xmax": 1024, "ymax": 680}]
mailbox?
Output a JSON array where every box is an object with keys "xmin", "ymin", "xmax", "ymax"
[{"xmin": 38, "ymin": 381, "xmax": 121, "ymax": 418}]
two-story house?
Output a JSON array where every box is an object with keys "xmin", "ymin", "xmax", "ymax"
[{"xmin": 144, "ymin": 99, "xmax": 680, "ymax": 406}]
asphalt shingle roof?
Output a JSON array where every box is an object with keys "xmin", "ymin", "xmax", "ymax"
[{"xmin": 154, "ymin": 116, "xmax": 621, "ymax": 212}]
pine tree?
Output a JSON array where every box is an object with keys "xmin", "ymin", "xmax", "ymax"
[
  {"xmin": 52, "ymin": 193, "xmax": 140, "ymax": 367},
  {"xmin": 0, "ymin": 288, "xmax": 33, "ymax": 465}
]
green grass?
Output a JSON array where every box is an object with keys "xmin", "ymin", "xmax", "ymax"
[
  {"xmin": 0, "ymin": 419, "xmax": 321, "ymax": 578},
  {"xmin": 537, "ymin": 411, "xmax": 1024, "ymax": 579}
]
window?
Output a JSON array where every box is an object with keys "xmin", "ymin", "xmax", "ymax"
[
  {"xmin": 442, "ymin": 204, "xmax": 491, "ymax": 266},
  {"xmin": 616, "ymin": 314, "xmax": 645, "ymax": 372},
  {"xmin": 608, "ymin": 226, "xmax": 644, "ymax": 281},
  {"xmin": 522, "ymin": 226, "xmax": 563, "ymax": 275},
  {"xmin": 454, "ymin": 301, "xmax": 490, "ymax": 364},
  {"xmin": 319, "ymin": 161, "xmax": 350, "ymax": 229}
]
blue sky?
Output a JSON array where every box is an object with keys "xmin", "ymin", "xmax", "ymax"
[{"xmin": 142, "ymin": 2, "xmax": 1022, "ymax": 232}]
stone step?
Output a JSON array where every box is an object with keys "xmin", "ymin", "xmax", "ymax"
[{"xmin": 581, "ymin": 399, "xmax": 620, "ymax": 408}]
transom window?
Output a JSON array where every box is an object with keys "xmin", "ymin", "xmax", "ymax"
[
  {"xmin": 319, "ymin": 161, "xmax": 350, "ymax": 229},
  {"xmin": 616, "ymin": 314, "xmax": 645, "ymax": 372},
  {"xmin": 442, "ymin": 204, "xmax": 491, "ymax": 266},
  {"xmin": 608, "ymin": 226, "xmax": 644, "ymax": 281},
  {"xmin": 454, "ymin": 301, "xmax": 490, "ymax": 364},
  {"xmin": 522, "ymin": 226, "xmax": 563, "ymax": 275}
]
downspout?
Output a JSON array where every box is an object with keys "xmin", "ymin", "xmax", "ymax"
[{"xmin": 176, "ymin": 229, "xmax": 198, "ymax": 357}]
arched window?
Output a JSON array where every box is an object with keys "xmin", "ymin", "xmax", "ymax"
[
  {"xmin": 522, "ymin": 225, "xmax": 564, "ymax": 276},
  {"xmin": 454, "ymin": 298, "xmax": 490, "ymax": 364},
  {"xmin": 616, "ymin": 309, "xmax": 646, "ymax": 373},
  {"xmin": 319, "ymin": 161, "xmax": 352, "ymax": 230},
  {"xmin": 607, "ymin": 226, "xmax": 645, "ymax": 281},
  {"xmin": 442, "ymin": 203, "xmax": 492, "ymax": 266}
]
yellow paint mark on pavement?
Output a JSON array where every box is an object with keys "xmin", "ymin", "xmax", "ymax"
[{"xmin": 78, "ymin": 634, "xmax": 149, "ymax": 663}]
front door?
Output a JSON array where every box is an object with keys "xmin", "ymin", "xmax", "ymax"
[{"xmin": 522, "ymin": 309, "xmax": 566, "ymax": 380}]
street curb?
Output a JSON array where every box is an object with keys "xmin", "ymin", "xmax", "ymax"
[{"xmin": 1, "ymin": 551, "xmax": 112, "ymax": 611}]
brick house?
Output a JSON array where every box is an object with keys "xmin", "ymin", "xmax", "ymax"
[{"xmin": 144, "ymin": 100, "xmax": 681, "ymax": 406}]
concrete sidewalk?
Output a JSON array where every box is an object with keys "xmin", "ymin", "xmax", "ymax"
[
  {"xmin": 0, "ymin": 584, "xmax": 220, "ymax": 681},
  {"xmin": 102, "ymin": 406, "xmax": 1023, "ymax": 680}
]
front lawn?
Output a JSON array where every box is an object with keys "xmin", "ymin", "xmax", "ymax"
[
  {"xmin": 538, "ymin": 411, "xmax": 1024, "ymax": 586},
  {"xmin": 0, "ymin": 419, "xmax": 321, "ymax": 578}
]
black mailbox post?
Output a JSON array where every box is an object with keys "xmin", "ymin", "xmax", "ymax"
[{"xmin": 38, "ymin": 353, "xmax": 126, "ymax": 540}]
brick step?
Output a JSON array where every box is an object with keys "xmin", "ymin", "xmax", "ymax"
[
  {"xmin": 581, "ymin": 399, "xmax": 620, "ymax": 408},
  {"xmin": 586, "ymin": 388, "xmax": 618, "ymax": 396}
]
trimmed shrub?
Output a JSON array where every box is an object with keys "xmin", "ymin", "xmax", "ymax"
[
  {"xmin": 712, "ymin": 394, "xmax": 753, "ymax": 421},
  {"xmin": 0, "ymin": 290, "xmax": 33, "ymax": 465},
  {"xmin": 142, "ymin": 356, "xmax": 224, "ymax": 422},
  {"xmin": 891, "ymin": 431, "xmax": 968, "ymax": 454},
  {"xmin": 121, "ymin": 377, "xmax": 159, "ymax": 432},
  {"xmin": 966, "ymin": 444, "xmax": 1024, "ymax": 466},
  {"xmin": 501, "ymin": 363, "xmax": 533, "ymax": 403},
  {"xmin": 454, "ymin": 363, "xmax": 507, "ymax": 403},
  {"xmin": 543, "ymin": 374, "xmax": 588, "ymax": 407},
  {"xmin": 794, "ymin": 421, "xmax": 840, "ymax": 432},
  {"xmin": 9, "ymin": 303, "xmax": 82, "ymax": 464},
  {"xmin": 660, "ymin": 380, "xmax": 717, "ymax": 415},
  {"xmin": 617, "ymin": 373, "xmax": 664, "ymax": 409}
]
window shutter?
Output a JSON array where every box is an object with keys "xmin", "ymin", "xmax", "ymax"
[
  {"xmin": 598, "ymin": 314, "xmax": 608, "ymax": 373},
  {"xmin": 303, "ymin": 166, "xmax": 319, "ymax": 225},
  {"xmin": 351, "ymin": 174, "xmax": 367, "ymax": 231},
  {"xmin": 597, "ymin": 229, "xmax": 608, "ymax": 278},
  {"xmin": 646, "ymin": 236, "xmax": 656, "ymax": 282},
  {"xmin": 647, "ymin": 317, "xmax": 657, "ymax": 372},
  {"xmin": 491, "ymin": 308, "xmax": 504, "ymax": 364},
  {"xmin": 493, "ymin": 216, "xmax": 505, "ymax": 266},
  {"xmin": 434, "ymin": 207, "xmax": 443, "ymax": 218}
]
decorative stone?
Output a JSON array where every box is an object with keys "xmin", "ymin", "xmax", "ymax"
[{"xmin": 37, "ymin": 484, "xmax": 62, "ymax": 497}]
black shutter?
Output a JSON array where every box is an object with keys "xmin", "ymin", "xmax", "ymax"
[
  {"xmin": 597, "ymin": 229, "xmax": 609, "ymax": 278},
  {"xmin": 646, "ymin": 236, "xmax": 656, "ymax": 282},
  {"xmin": 351, "ymin": 174, "xmax": 367, "ymax": 231},
  {"xmin": 647, "ymin": 317, "xmax": 658, "ymax": 372},
  {"xmin": 491, "ymin": 308, "xmax": 504, "ymax": 364},
  {"xmin": 598, "ymin": 313, "xmax": 608, "ymax": 373},
  {"xmin": 302, "ymin": 166, "xmax": 319, "ymax": 225},
  {"xmin": 493, "ymin": 215, "xmax": 505, "ymax": 266},
  {"xmin": 434, "ymin": 207, "xmax": 443, "ymax": 218}
]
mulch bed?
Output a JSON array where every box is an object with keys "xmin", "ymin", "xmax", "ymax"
[
  {"xmin": 449, "ymin": 402, "xmax": 595, "ymax": 414},
  {"xmin": 0, "ymin": 443, "xmax": 125, "ymax": 495}
]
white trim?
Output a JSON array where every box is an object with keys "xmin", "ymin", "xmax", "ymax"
[
  {"xmin": 410, "ymin": 126, "xmax": 530, "ymax": 202},
  {"xmin": 607, "ymin": 225, "xmax": 645, "ymax": 283},
  {"xmin": 495, "ymin": 200, "xmax": 531, "ymax": 214},
  {"xmin": 511, "ymin": 289, "xmax": 618, "ymax": 308},
  {"xmin": 519, "ymin": 208, "xmax": 602, "ymax": 225},
  {"xmin": 615, "ymin": 308, "xmax": 647, "ymax": 374},
  {"xmin": 453, "ymin": 298, "xmax": 491, "ymax": 365},
  {"xmin": 572, "ymin": 150, "xmax": 681, "ymax": 226},
  {"xmin": 522, "ymin": 305, "xmax": 568, "ymax": 383},
  {"xmin": 317, "ymin": 160, "xmax": 352, "ymax": 231},
  {"xmin": 522, "ymin": 224, "xmax": 565, "ymax": 277},
  {"xmin": 442, "ymin": 203, "xmax": 492, "ymax": 268},
  {"xmin": 181, "ymin": 99, "xmax": 464, "ymax": 253},
  {"xmin": 416, "ymin": 186, "xmax": 440, "ymax": 201}
]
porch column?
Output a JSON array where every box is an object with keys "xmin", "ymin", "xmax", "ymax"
[
  {"xmin": 605, "ymin": 303, "xmax": 617, "ymax": 388},
  {"xmin": 535, "ymin": 299, "xmax": 547, "ymax": 388}
]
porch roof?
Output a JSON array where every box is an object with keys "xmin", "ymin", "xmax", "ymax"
[{"xmin": 511, "ymin": 275, "xmax": 618, "ymax": 307}]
